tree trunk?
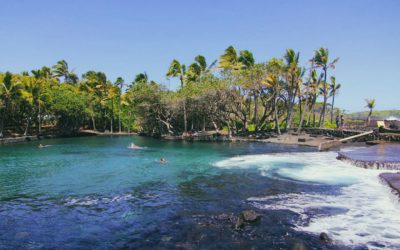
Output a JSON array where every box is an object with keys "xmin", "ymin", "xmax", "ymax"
[
  {"xmin": 92, "ymin": 116, "xmax": 96, "ymax": 131},
  {"xmin": 38, "ymin": 100, "xmax": 41, "ymax": 135},
  {"xmin": 183, "ymin": 101, "xmax": 187, "ymax": 133},
  {"xmin": 367, "ymin": 109, "xmax": 372, "ymax": 126},
  {"xmin": 118, "ymin": 102, "xmax": 121, "ymax": 133},
  {"xmin": 110, "ymin": 99, "xmax": 114, "ymax": 133},
  {"xmin": 319, "ymin": 69, "xmax": 328, "ymax": 127},
  {"xmin": 202, "ymin": 115, "xmax": 206, "ymax": 132},
  {"xmin": 330, "ymin": 94, "xmax": 335, "ymax": 123},
  {"xmin": 297, "ymin": 97, "xmax": 309, "ymax": 133},
  {"xmin": 24, "ymin": 115, "xmax": 31, "ymax": 136},
  {"xmin": 254, "ymin": 91, "xmax": 259, "ymax": 131},
  {"xmin": 0, "ymin": 109, "xmax": 4, "ymax": 138},
  {"xmin": 128, "ymin": 111, "xmax": 132, "ymax": 133},
  {"xmin": 274, "ymin": 95, "xmax": 281, "ymax": 135}
]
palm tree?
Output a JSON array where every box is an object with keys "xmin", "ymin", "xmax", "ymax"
[
  {"xmin": 329, "ymin": 76, "xmax": 341, "ymax": 123},
  {"xmin": 219, "ymin": 46, "xmax": 243, "ymax": 71},
  {"xmin": 265, "ymin": 74, "xmax": 282, "ymax": 135},
  {"xmin": 219, "ymin": 46, "xmax": 256, "ymax": 130},
  {"xmin": 31, "ymin": 69, "xmax": 45, "ymax": 134},
  {"xmin": 166, "ymin": 59, "xmax": 188, "ymax": 133},
  {"xmin": 21, "ymin": 76, "xmax": 40, "ymax": 135},
  {"xmin": 114, "ymin": 77, "xmax": 124, "ymax": 133},
  {"xmin": 297, "ymin": 59, "xmax": 315, "ymax": 133},
  {"xmin": 365, "ymin": 98, "xmax": 375, "ymax": 125},
  {"xmin": 283, "ymin": 48, "xmax": 301, "ymax": 130},
  {"xmin": 0, "ymin": 72, "xmax": 21, "ymax": 137},
  {"xmin": 53, "ymin": 60, "xmax": 78, "ymax": 84},
  {"xmin": 134, "ymin": 72, "xmax": 148, "ymax": 84},
  {"xmin": 313, "ymin": 48, "xmax": 339, "ymax": 127}
]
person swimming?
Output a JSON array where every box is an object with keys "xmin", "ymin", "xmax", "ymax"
[
  {"xmin": 37, "ymin": 143, "xmax": 51, "ymax": 148},
  {"xmin": 128, "ymin": 143, "xmax": 142, "ymax": 149},
  {"xmin": 159, "ymin": 158, "xmax": 167, "ymax": 164}
]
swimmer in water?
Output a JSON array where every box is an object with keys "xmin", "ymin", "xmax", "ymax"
[
  {"xmin": 159, "ymin": 158, "xmax": 167, "ymax": 164},
  {"xmin": 38, "ymin": 143, "xmax": 45, "ymax": 148},
  {"xmin": 128, "ymin": 143, "xmax": 142, "ymax": 149}
]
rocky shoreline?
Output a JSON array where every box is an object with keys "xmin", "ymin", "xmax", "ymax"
[{"xmin": 0, "ymin": 131, "xmax": 136, "ymax": 145}]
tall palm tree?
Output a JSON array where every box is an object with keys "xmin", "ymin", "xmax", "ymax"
[
  {"xmin": 297, "ymin": 59, "xmax": 315, "ymax": 133},
  {"xmin": 134, "ymin": 72, "xmax": 148, "ymax": 84},
  {"xmin": 53, "ymin": 60, "xmax": 78, "ymax": 84},
  {"xmin": 31, "ymin": 69, "xmax": 45, "ymax": 134},
  {"xmin": 219, "ymin": 46, "xmax": 256, "ymax": 130},
  {"xmin": 114, "ymin": 77, "xmax": 124, "ymax": 133},
  {"xmin": 166, "ymin": 59, "xmax": 188, "ymax": 133},
  {"xmin": 21, "ymin": 75, "xmax": 41, "ymax": 135},
  {"xmin": 329, "ymin": 76, "xmax": 341, "ymax": 123},
  {"xmin": 265, "ymin": 74, "xmax": 282, "ymax": 135},
  {"xmin": 313, "ymin": 48, "xmax": 339, "ymax": 127},
  {"xmin": 365, "ymin": 98, "xmax": 375, "ymax": 125},
  {"xmin": 0, "ymin": 72, "xmax": 21, "ymax": 137},
  {"xmin": 283, "ymin": 48, "xmax": 301, "ymax": 130},
  {"xmin": 219, "ymin": 46, "xmax": 244, "ymax": 72}
]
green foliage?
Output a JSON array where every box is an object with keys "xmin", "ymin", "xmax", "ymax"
[
  {"xmin": 1, "ymin": 46, "xmax": 345, "ymax": 137},
  {"xmin": 247, "ymin": 124, "xmax": 256, "ymax": 132},
  {"xmin": 49, "ymin": 84, "xmax": 89, "ymax": 134}
]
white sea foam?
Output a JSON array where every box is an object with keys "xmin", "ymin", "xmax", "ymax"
[
  {"xmin": 213, "ymin": 152, "xmax": 400, "ymax": 249},
  {"xmin": 65, "ymin": 194, "xmax": 134, "ymax": 206}
]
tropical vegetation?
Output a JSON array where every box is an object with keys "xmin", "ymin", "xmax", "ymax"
[{"xmin": 0, "ymin": 47, "xmax": 343, "ymax": 138}]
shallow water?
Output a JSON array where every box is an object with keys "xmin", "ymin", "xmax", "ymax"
[{"xmin": 0, "ymin": 136, "xmax": 399, "ymax": 249}]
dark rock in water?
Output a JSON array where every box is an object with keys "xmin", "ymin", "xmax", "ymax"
[
  {"xmin": 175, "ymin": 242, "xmax": 196, "ymax": 250},
  {"xmin": 292, "ymin": 241, "xmax": 308, "ymax": 250},
  {"xmin": 319, "ymin": 232, "xmax": 332, "ymax": 243},
  {"xmin": 240, "ymin": 210, "xmax": 260, "ymax": 222},
  {"xmin": 214, "ymin": 213, "xmax": 236, "ymax": 223},
  {"xmin": 235, "ymin": 216, "xmax": 245, "ymax": 230}
]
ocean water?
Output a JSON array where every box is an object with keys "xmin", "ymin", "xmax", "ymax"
[{"xmin": 0, "ymin": 136, "xmax": 398, "ymax": 249}]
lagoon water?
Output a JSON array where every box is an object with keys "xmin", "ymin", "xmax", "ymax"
[{"xmin": 0, "ymin": 136, "xmax": 399, "ymax": 249}]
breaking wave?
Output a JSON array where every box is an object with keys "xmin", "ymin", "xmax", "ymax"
[{"xmin": 213, "ymin": 152, "xmax": 400, "ymax": 249}]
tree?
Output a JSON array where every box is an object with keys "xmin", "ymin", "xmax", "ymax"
[
  {"xmin": 166, "ymin": 59, "xmax": 188, "ymax": 133},
  {"xmin": 283, "ymin": 48, "xmax": 302, "ymax": 130},
  {"xmin": 53, "ymin": 60, "xmax": 78, "ymax": 84},
  {"xmin": 313, "ymin": 48, "xmax": 339, "ymax": 127},
  {"xmin": 0, "ymin": 72, "xmax": 21, "ymax": 137},
  {"xmin": 114, "ymin": 77, "xmax": 124, "ymax": 133},
  {"xmin": 329, "ymin": 76, "xmax": 341, "ymax": 123},
  {"xmin": 365, "ymin": 98, "xmax": 375, "ymax": 125}
]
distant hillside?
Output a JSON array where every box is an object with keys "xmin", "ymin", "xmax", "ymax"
[{"xmin": 348, "ymin": 110, "xmax": 400, "ymax": 120}]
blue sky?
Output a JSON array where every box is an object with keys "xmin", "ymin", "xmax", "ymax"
[{"xmin": 1, "ymin": 0, "xmax": 399, "ymax": 112}]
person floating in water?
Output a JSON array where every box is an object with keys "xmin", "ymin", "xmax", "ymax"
[
  {"xmin": 159, "ymin": 158, "xmax": 167, "ymax": 164},
  {"xmin": 37, "ymin": 143, "xmax": 51, "ymax": 148},
  {"xmin": 128, "ymin": 143, "xmax": 142, "ymax": 149}
]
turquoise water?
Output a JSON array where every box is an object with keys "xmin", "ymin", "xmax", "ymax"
[{"xmin": 0, "ymin": 136, "xmax": 399, "ymax": 249}]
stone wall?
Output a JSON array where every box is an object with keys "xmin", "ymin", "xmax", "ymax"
[{"xmin": 300, "ymin": 128, "xmax": 375, "ymax": 142}]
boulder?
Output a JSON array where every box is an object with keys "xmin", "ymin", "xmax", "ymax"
[
  {"xmin": 319, "ymin": 232, "xmax": 332, "ymax": 243},
  {"xmin": 298, "ymin": 138, "xmax": 306, "ymax": 142},
  {"xmin": 292, "ymin": 241, "xmax": 308, "ymax": 250},
  {"xmin": 240, "ymin": 210, "xmax": 260, "ymax": 223}
]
